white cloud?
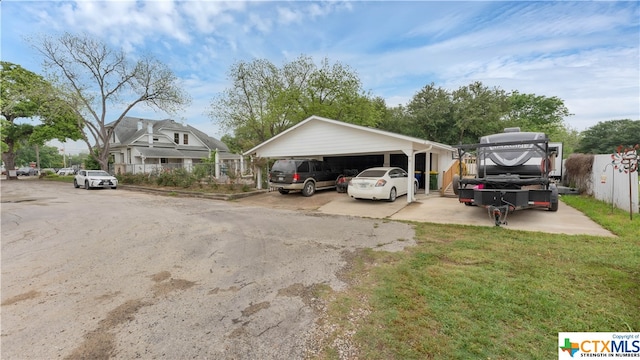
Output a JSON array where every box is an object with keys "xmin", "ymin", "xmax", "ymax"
[
  {"xmin": 3, "ymin": 0, "xmax": 638, "ymax": 141},
  {"xmin": 276, "ymin": 6, "xmax": 301, "ymax": 25}
]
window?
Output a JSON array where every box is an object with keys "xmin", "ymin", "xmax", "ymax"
[
  {"xmin": 296, "ymin": 161, "xmax": 309, "ymax": 173},
  {"xmin": 174, "ymin": 133, "xmax": 179, "ymax": 144},
  {"xmin": 161, "ymin": 158, "xmax": 168, "ymax": 164},
  {"xmin": 183, "ymin": 134, "xmax": 189, "ymax": 145}
]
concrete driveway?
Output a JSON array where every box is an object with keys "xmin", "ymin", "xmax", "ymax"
[{"xmin": 312, "ymin": 191, "xmax": 614, "ymax": 237}]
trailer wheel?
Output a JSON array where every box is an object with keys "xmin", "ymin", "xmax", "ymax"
[
  {"xmin": 452, "ymin": 175, "xmax": 460, "ymax": 195},
  {"xmin": 549, "ymin": 184, "xmax": 559, "ymax": 212}
]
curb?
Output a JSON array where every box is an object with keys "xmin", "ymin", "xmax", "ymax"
[{"xmin": 119, "ymin": 185, "xmax": 268, "ymax": 201}]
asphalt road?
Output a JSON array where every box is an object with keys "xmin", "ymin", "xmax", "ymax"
[{"xmin": 0, "ymin": 180, "xmax": 415, "ymax": 359}]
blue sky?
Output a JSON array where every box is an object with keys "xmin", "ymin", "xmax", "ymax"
[{"xmin": 1, "ymin": 1, "xmax": 639, "ymax": 154}]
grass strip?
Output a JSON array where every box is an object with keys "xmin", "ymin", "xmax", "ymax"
[{"xmin": 317, "ymin": 196, "xmax": 639, "ymax": 359}]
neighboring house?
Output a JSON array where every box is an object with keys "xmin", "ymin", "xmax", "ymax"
[{"xmin": 107, "ymin": 117, "xmax": 243, "ymax": 175}]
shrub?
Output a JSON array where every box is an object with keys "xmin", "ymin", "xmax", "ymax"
[
  {"xmin": 155, "ymin": 168, "xmax": 196, "ymax": 188},
  {"xmin": 564, "ymin": 153, "xmax": 594, "ymax": 194},
  {"xmin": 118, "ymin": 173, "xmax": 148, "ymax": 185}
]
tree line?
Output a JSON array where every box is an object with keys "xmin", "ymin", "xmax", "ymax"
[{"xmin": 2, "ymin": 33, "xmax": 638, "ymax": 176}]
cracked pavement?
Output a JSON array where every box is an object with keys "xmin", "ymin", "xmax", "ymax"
[{"xmin": 0, "ymin": 180, "xmax": 415, "ymax": 359}]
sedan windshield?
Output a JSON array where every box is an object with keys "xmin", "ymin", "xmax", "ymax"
[
  {"xmin": 358, "ymin": 170, "xmax": 387, "ymax": 178},
  {"xmin": 88, "ymin": 171, "xmax": 111, "ymax": 177}
]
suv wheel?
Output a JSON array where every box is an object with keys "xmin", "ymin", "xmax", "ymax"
[
  {"xmin": 84, "ymin": 181, "xmax": 90, "ymax": 190},
  {"xmin": 74, "ymin": 179, "xmax": 80, "ymax": 188},
  {"xmin": 302, "ymin": 181, "xmax": 316, "ymax": 197}
]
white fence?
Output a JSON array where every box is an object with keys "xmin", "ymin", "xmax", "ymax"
[{"xmin": 591, "ymin": 154, "xmax": 639, "ymax": 213}]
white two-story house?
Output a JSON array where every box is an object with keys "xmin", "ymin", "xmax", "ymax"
[{"xmin": 107, "ymin": 117, "xmax": 242, "ymax": 175}]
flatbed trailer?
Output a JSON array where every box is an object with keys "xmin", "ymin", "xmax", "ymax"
[{"xmin": 454, "ymin": 129, "xmax": 559, "ymax": 226}]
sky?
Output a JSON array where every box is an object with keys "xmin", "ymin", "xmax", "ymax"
[{"xmin": 1, "ymin": 0, "xmax": 639, "ymax": 155}]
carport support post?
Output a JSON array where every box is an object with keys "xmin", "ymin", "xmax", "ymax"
[{"xmin": 405, "ymin": 148, "xmax": 415, "ymax": 203}]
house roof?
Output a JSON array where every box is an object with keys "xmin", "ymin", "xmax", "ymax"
[
  {"xmin": 107, "ymin": 117, "xmax": 230, "ymax": 152},
  {"xmin": 244, "ymin": 115, "xmax": 455, "ymax": 157}
]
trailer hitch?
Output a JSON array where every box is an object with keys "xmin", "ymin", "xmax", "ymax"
[{"xmin": 488, "ymin": 205, "xmax": 510, "ymax": 226}]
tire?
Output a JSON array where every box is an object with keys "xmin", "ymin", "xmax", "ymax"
[
  {"xmin": 278, "ymin": 188, "xmax": 290, "ymax": 195},
  {"xmin": 84, "ymin": 181, "xmax": 90, "ymax": 190},
  {"xmin": 301, "ymin": 181, "xmax": 316, "ymax": 197},
  {"xmin": 549, "ymin": 184, "xmax": 559, "ymax": 212},
  {"xmin": 388, "ymin": 187, "xmax": 397, "ymax": 202},
  {"xmin": 452, "ymin": 175, "xmax": 460, "ymax": 196},
  {"xmin": 111, "ymin": 186, "xmax": 117, "ymax": 190},
  {"xmin": 74, "ymin": 179, "xmax": 80, "ymax": 188}
]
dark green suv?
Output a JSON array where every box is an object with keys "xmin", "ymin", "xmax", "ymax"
[{"xmin": 269, "ymin": 159, "xmax": 342, "ymax": 196}]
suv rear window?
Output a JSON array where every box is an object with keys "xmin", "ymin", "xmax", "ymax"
[
  {"xmin": 271, "ymin": 160, "xmax": 309, "ymax": 174},
  {"xmin": 272, "ymin": 160, "xmax": 312, "ymax": 173},
  {"xmin": 271, "ymin": 160, "xmax": 297, "ymax": 173}
]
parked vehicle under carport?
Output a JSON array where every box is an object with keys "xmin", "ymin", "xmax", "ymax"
[
  {"xmin": 268, "ymin": 159, "xmax": 342, "ymax": 197},
  {"xmin": 348, "ymin": 167, "xmax": 418, "ymax": 202}
]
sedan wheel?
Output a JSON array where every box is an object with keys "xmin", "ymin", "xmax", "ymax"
[
  {"xmin": 388, "ymin": 187, "xmax": 397, "ymax": 202},
  {"xmin": 84, "ymin": 181, "xmax": 90, "ymax": 190}
]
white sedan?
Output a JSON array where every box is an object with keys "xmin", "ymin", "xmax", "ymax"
[
  {"xmin": 74, "ymin": 170, "xmax": 118, "ymax": 190},
  {"xmin": 347, "ymin": 167, "xmax": 418, "ymax": 202}
]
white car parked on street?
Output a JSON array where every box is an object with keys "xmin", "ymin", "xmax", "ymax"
[
  {"xmin": 347, "ymin": 167, "xmax": 418, "ymax": 202},
  {"xmin": 57, "ymin": 168, "xmax": 76, "ymax": 176},
  {"xmin": 74, "ymin": 170, "xmax": 118, "ymax": 190}
]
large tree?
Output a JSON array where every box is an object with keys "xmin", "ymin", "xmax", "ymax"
[
  {"xmin": 576, "ymin": 119, "xmax": 640, "ymax": 154},
  {"xmin": 381, "ymin": 81, "xmax": 574, "ymax": 147},
  {"xmin": 503, "ymin": 91, "xmax": 571, "ymax": 138},
  {"xmin": 1, "ymin": 61, "xmax": 82, "ymax": 176},
  {"xmin": 15, "ymin": 144, "xmax": 64, "ymax": 169},
  {"xmin": 451, "ymin": 81, "xmax": 510, "ymax": 145},
  {"xmin": 405, "ymin": 83, "xmax": 457, "ymax": 143},
  {"xmin": 209, "ymin": 55, "xmax": 384, "ymax": 151},
  {"xmin": 32, "ymin": 32, "xmax": 190, "ymax": 170}
]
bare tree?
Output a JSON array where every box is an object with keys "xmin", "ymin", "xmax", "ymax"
[{"xmin": 32, "ymin": 32, "xmax": 190, "ymax": 170}]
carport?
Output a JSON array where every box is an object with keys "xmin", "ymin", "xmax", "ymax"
[{"xmin": 244, "ymin": 115, "xmax": 456, "ymax": 203}]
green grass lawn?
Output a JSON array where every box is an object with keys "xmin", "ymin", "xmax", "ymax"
[{"xmin": 316, "ymin": 196, "xmax": 639, "ymax": 359}]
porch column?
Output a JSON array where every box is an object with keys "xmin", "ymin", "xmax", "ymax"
[
  {"xmin": 214, "ymin": 149, "xmax": 220, "ymax": 178},
  {"xmin": 256, "ymin": 164, "xmax": 262, "ymax": 190},
  {"xmin": 383, "ymin": 153, "xmax": 390, "ymax": 167}
]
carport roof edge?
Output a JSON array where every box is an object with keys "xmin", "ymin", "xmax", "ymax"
[{"xmin": 243, "ymin": 115, "xmax": 455, "ymax": 157}]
